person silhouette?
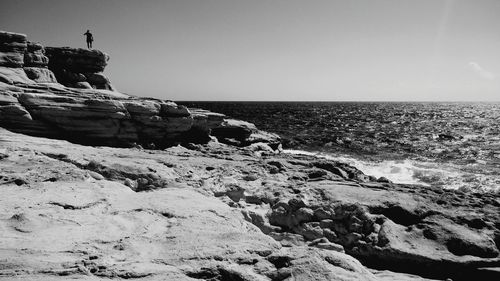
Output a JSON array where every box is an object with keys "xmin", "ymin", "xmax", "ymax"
[{"xmin": 83, "ymin": 30, "xmax": 93, "ymax": 49}]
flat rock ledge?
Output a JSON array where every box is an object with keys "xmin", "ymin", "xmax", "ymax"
[{"xmin": 1, "ymin": 128, "xmax": 499, "ymax": 281}]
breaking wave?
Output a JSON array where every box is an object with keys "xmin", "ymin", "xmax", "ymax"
[
  {"xmin": 181, "ymin": 101, "xmax": 500, "ymax": 194},
  {"xmin": 284, "ymin": 149, "xmax": 500, "ymax": 193}
]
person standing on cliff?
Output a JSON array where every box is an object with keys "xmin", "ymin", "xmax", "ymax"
[{"xmin": 84, "ymin": 30, "xmax": 93, "ymax": 49}]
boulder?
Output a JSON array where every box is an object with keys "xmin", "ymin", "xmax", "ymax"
[
  {"xmin": 190, "ymin": 108, "xmax": 225, "ymax": 131},
  {"xmin": 211, "ymin": 119, "xmax": 255, "ymax": 142},
  {"xmin": 266, "ymin": 247, "xmax": 377, "ymax": 281},
  {"xmin": 212, "ymin": 118, "xmax": 281, "ymax": 148}
]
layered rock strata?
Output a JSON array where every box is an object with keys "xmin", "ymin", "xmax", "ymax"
[
  {"xmin": 2, "ymin": 29, "xmax": 498, "ymax": 280},
  {"xmin": 0, "ymin": 31, "xmax": 57, "ymax": 84},
  {"xmin": 0, "ymin": 30, "xmax": 280, "ymax": 148},
  {"xmin": 45, "ymin": 47, "xmax": 114, "ymax": 90},
  {"xmin": 0, "ymin": 31, "xmax": 33, "ymax": 84},
  {"xmin": 0, "ymin": 83, "xmax": 279, "ymax": 148},
  {"xmin": 23, "ymin": 42, "xmax": 57, "ymax": 83},
  {"xmin": 0, "ymin": 31, "xmax": 26, "ymax": 68}
]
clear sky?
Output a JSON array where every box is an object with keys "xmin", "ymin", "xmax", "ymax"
[{"xmin": 2, "ymin": 0, "xmax": 499, "ymax": 101}]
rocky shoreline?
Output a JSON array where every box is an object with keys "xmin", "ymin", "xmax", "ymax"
[
  {"xmin": 1, "ymin": 30, "xmax": 499, "ymax": 280},
  {"xmin": 0, "ymin": 31, "xmax": 280, "ymax": 149},
  {"xmin": 1, "ymin": 128, "xmax": 499, "ymax": 281}
]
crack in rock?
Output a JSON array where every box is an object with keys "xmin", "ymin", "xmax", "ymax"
[{"xmin": 48, "ymin": 199, "xmax": 106, "ymax": 210}]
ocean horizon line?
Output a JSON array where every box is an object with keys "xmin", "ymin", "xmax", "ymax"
[{"xmin": 177, "ymin": 100, "xmax": 500, "ymax": 103}]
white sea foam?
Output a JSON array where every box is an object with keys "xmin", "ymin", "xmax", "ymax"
[{"xmin": 283, "ymin": 149, "xmax": 499, "ymax": 192}]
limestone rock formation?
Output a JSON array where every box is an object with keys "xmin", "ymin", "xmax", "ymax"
[
  {"xmin": 22, "ymin": 66, "xmax": 56, "ymax": 83},
  {"xmin": 0, "ymin": 128, "xmax": 441, "ymax": 281},
  {"xmin": 24, "ymin": 42, "xmax": 48, "ymax": 67},
  {"xmin": 23, "ymin": 42, "xmax": 57, "ymax": 83},
  {"xmin": 2, "ymin": 126, "xmax": 496, "ymax": 280},
  {"xmin": 2, "ymin": 29, "xmax": 498, "ymax": 281},
  {"xmin": 0, "ymin": 83, "xmax": 279, "ymax": 148},
  {"xmin": 0, "ymin": 31, "xmax": 31, "ymax": 84},
  {"xmin": 0, "ymin": 31, "xmax": 26, "ymax": 68},
  {"xmin": 0, "ymin": 67, "xmax": 32, "ymax": 84},
  {"xmin": 211, "ymin": 119, "xmax": 281, "ymax": 149},
  {"xmin": 0, "ymin": 31, "xmax": 57, "ymax": 84},
  {"xmin": 262, "ymin": 183, "xmax": 500, "ymax": 280},
  {"xmin": 0, "ymin": 85, "xmax": 204, "ymax": 147},
  {"xmin": 0, "ymin": 30, "xmax": 279, "ymax": 148},
  {"xmin": 45, "ymin": 47, "xmax": 114, "ymax": 90}
]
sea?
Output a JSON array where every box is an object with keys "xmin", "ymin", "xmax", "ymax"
[{"xmin": 179, "ymin": 102, "xmax": 500, "ymax": 193}]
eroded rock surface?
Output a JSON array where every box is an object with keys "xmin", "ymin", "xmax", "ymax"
[
  {"xmin": 210, "ymin": 118, "xmax": 281, "ymax": 149},
  {"xmin": 24, "ymin": 42, "xmax": 57, "ymax": 83},
  {"xmin": 1, "ymin": 29, "xmax": 498, "ymax": 281},
  {"xmin": 0, "ymin": 31, "xmax": 57, "ymax": 85},
  {"xmin": 45, "ymin": 47, "xmax": 114, "ymax": 90},
  {"xmin": 1, "ymin": 128, "xmax": 498, "ymax": 280},
  {"xmin": 0, "ymin": 30, "xmax": 280, "ymax": 149},
  {"xmin": 0, "ymin": 31, "xmax": 26, "ymax": 68},
  {"xmin": 0, "ymin": 85, "xmax": 197, "ymax": 146},
  {"xmin": 0, "ymin": 83, "xmax": 279, "ymax": 148},
  {"xmin": 0, "ymin": 128, "xmax": 430, "ymax": 281}
]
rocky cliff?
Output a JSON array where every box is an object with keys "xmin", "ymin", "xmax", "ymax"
[
  {"xmin": 1, "ymin": 30, "xmax": 499, "ymax": 281},
  {"xmin": 45, "ymin": 47, "xmax": 115, "ymax": 90},
  {"xmin": 0, "ymin": 30, "xmax": 280, "ymax": 148}
]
